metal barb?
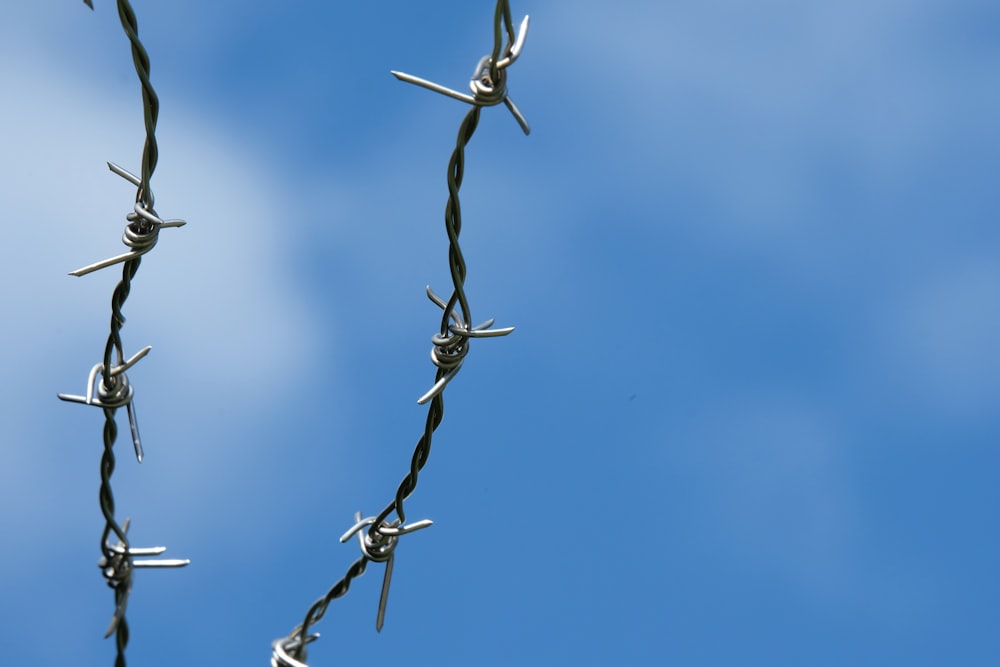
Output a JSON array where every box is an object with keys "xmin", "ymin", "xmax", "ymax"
[
  {"xmin": 126, "ymin": 401, "xmax": 144, "ymax": 463},
  {"xmin": 271, "ymin": 634, "xmax": 318, "ymax": 667},
  {"xmin": 111, "ymin": 345, "xmax": 152, "ymax": 376},
  {"xmin": 338, "ymin": 512, "xmax": 432, "ymax": 631},
  {"xmin": 417, "ymin": 286, "xmax": 513, "ymax": 404},
  {"xmin": 391, "ymin": 12, "xmax": 531, "ymax": 134},
  {"xmin": 68, "ymin": 164, "xmax": 185, "ymax": 277},
  {"xmin": 100, "ymin": 519, "xmax": 189, "ymax": 637},
  {"xmin": 496, "ymin": 14, "xmax": 530, "ymax": 69},
  {"xmin": 108, "ymin": 160, "xmax": 141, "ymax": 186},
  {"xmin": 376, "ymin": 553, "xmax": 393, "ymax": 632},
  {"xmin": 339, "ymin": 514, "xmax": 434, "ymax": 543},
  {"xmin": 57, "ymin": 345, "xmax": 152, "ymax": 462}
]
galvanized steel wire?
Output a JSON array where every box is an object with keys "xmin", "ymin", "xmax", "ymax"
[
  {"xmin": 60, "ymin": 2, "xmax": 529, "ymax": 665},
  {"xmin": 271, "ymin": 2, "xmax": 530, "ymax": 665},
  {"xmin": 60, "ymin": 2, "xmax": 188, "ymax": 666}
]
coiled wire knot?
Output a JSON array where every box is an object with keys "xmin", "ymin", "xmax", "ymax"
[
  {"xmin": 99, "ymin": 544, "xmax": 133, "ymax": 591},
  {"xmin": 57, "ymin": 346, "xmax": 152, "ymax": 462},
  {"xmin": 272, "ymin": 634, "xmax": 317, "ymax": 667},
  {"xmin": 97, "ymin": 518, "xmax": 189, "ymax": 638},
  {"xmin": 469, "ymin": 54, "xmax": 508, "ymax": 107},
  {"xmin": 390, "ymin": 14, "xmax": 531, "ymax": 135},
  {"xmin": 122, "ymin": 201, "xmax": 162, "ymax": 252},
  {"xmin": 418, "ymin": 286, "xmax": 514, "ymax": 405},
  {"xmin": 96, "ymin": 366, "xmax": 135, "ymax": 409},
  {"xmin": 341, "ymin": 512, "xmax": 433, "ymax": 633},
  {"xmin": 98, "ymin": 529, "xmax": 136, "ymax": 639},
  {"xmin": 430, "ymin": 325, "xmax": 472, "ymax": 376},
  {"xmin": 68, "ymin": 162, "xmax": 186, "ymax": 277}
]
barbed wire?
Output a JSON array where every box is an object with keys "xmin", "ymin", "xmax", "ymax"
[
  {"xmin": 59, "ymin": 2, "xmax": 188, "ymax": 666},
  {"xmin": 271, "ymin": 2, "xmax": 530, "ymax": 665}
]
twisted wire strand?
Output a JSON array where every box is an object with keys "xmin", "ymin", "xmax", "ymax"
[
  {"xmin": 102, "ymin": 258, "xmax": 139, "ymax": 391},
  {"xmin": 283, "ymin": 105, "xmax": 486, "ymax": 667},
  {"xmin": 275, "ymin": 2, "xmax": 527, "ymax": 659},
  {"xmin": 74, "ymin": 3, "xmax": 173, "ymax": 666},
  {"xmin": 98, "ymin": 258, "xmax": 139, "ymax": 664},
  {"xmin": 374, "ymin": 106, "xmax": 481, "ymax": 531},
  {"xmin": 113, "ymin": 617, "xmax": 129, "ymax": 667},
  {"xmin": 100, "ymin": 402, "xmax": 131, "ymax": 663},
  {"xmin": 115, "ymin": 0, "xmax": 159, "ymax": 211},
  {"xmin": 489, "ymin": 0, "xmax": 515, "ymax": 83},
  {"xmin": 283, "ymin": 557, "xmax": 369, "ymax": 664},
  {"xmin": 97, "ymin": 11, "xmax": 155, "ymax": 663},
  {"xmin": 99, "ymin": 409, "xmax": 127, "ymax": 550}
]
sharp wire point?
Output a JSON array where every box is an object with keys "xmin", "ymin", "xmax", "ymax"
[
  {"xmin": 127, "ymin": 400, "xmax": 143, "ymax": 463},
  {"xmin": 376, "ymin": 553, "xmax": 394, "ymax": 632}
]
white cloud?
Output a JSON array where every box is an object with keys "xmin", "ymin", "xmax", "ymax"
[
  {"xmin": 0, "ymin": 46, "xmax": 330, "ymax": 544},
  {"xmin": 878, "ymin": 258, "xmax": 1000, "ymax": 413}
]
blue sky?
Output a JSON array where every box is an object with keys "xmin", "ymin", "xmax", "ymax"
[{"xmin": 1, "ymin": 1, "xmax": 999, "ymax": 665}]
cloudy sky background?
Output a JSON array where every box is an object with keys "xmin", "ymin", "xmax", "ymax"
[{"xmin": 1, "ymin": 0, "xmax": 998, "ymax": 665}]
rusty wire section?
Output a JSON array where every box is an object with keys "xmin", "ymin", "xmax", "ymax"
[
  {"xmin": 271, "ymin": 2, "xmax": 530, "ymax": 665},
  {"xmin": 59, "ymin": 2, "xmax": 188, "ymax": 666}
]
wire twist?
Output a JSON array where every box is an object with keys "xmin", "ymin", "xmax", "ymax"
[{"xmin": 114, "ymin": 0, "xmax": 159, "ymax": 210}]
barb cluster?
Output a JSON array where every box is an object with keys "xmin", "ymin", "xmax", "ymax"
[
  {"xmin": 59, "ymin": 3, "xmax": 188, "ymax": 666},
  {"xmin": 391, "ymin": 3, "xmax": 531, "ymax": 135},
  {"xmin": 271, "ymin": 2, "xmax": 530, "ymax": 665}
]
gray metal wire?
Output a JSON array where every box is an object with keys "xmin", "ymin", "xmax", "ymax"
[
  {"xmin": 59, "ymin": 2, "xmax": 188, "ymax": 665},
  {"xmin": 271, "ymin": 2, "xmax": 530, "ymax": 665}
]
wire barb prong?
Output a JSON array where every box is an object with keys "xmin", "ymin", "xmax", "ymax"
[
  {"xmin": 390, "ymin": 12, "xmax": 531, "ymax": 134},
  {"xmin": 108, "ymin": 160, "xmax": 141, "ymax": 187},
  {"xmin": 100, "ymin": 519, "xmax": 189, "ymax": 637},
  {"xmin": 417, "ymin": 286, "xmax": 514, "ymax": 404},
  {"xmin": 68, "ymin": 163, "xmax": 185, "ymax": 277},
  {"xmin": 496, "ymin": 15, "xmax": 530, "ymax": 69},
  {"xmin": 390, "ymin": 71, "xmax": 476, "ymax": 105},
  {"xmin": 58, "ymin": 345, "xmax": 152, "ymax": 462},
  {"xmin": 376, "ymin": 552, "xmax": 394, "ymax": 632},
  {"xmin": 271, "ymin": 634, "xmax": 318, "ymax": 667},
  {"xmin": 338, "ymin": 511, "xmax": 432, "ymax": 632}
]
